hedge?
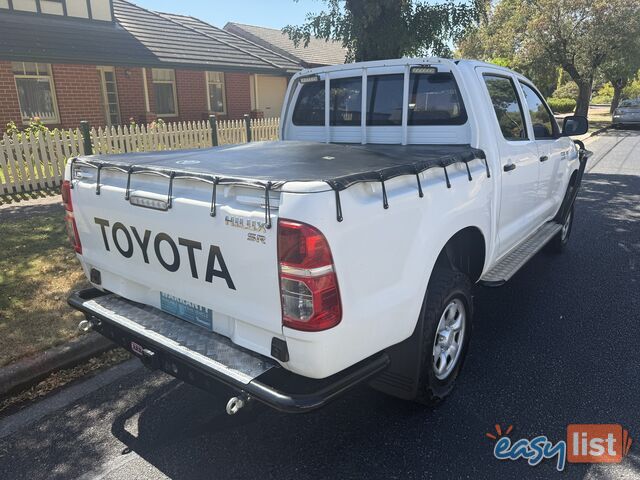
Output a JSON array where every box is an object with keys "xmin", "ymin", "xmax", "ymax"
[{"xmin": 547, "ymin": 97, "xmax": 576, "ymax": 114}]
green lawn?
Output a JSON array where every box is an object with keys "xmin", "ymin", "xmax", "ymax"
[{"xmin": 0, "ymin": 212, "xmax": 89, "ymax": 366}]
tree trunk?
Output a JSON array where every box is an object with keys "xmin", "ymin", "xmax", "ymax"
[
  {"xmin": 610, "ymin": 85, "xmax": 623, "ymax": 114},
  {"xmin": 574, "ymin": 80, "xmax": 592, "ymax": 117}
]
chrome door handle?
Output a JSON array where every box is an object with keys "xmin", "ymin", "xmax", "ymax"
[
  {"xmin": 539, "ymin": 155, "xmax": 549, "ymax": 162},
  {"xmin": 503, "ymin": 163, "xmax": 516, "ymax": 172}
]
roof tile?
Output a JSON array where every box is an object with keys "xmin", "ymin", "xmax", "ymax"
[{"xmin": 224, "ymin": 22, "xmax": 348, "ymax": 67}]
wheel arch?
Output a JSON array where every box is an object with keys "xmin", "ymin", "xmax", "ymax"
[{"xmin": 434, "ymin": 226, "xmax": 487, "ymax": 283}]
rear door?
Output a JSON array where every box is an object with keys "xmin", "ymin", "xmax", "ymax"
[
  {"xmin": 518, "ymin": 81, "xmax": 572, "ymax": 221},
  {"xmin": 479, "ymin": 70, "xmax": 541, "ymax": 256}
]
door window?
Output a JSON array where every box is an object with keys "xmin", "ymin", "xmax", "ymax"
[
  {"xmin": 519, "ymin": 82, "xmax": 557, "ymax": 139},
  {"xmin": 483, "ymin": 75, "xmax": 528, "ymax": 141}
]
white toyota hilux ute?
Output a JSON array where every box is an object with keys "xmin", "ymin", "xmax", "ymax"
[{"xmin": 65, "ymin": 58, "xmax": 591, "ymax": 414}]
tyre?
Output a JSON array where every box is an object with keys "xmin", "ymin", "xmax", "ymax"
[
  {"xmin": 412, "ymin": 268, "xmax": 473, "ymax": 406},
  {"xmin": 547, "ymin": 205, "xmax": 574, "ymax": 253}
]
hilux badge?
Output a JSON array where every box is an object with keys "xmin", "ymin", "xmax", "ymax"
[{"xmin": 224, "ymin": 215, "xmax": 267, "ymax": 233}]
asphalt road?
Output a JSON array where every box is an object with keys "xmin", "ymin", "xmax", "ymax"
[{"xmin": 1, "ymin": 129, "xmax": 639, "ymax": 480}]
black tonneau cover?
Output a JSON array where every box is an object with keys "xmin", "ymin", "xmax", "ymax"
[{"xmin": 72, "ymin": 141, "xmax": 487, "ymax": 224}]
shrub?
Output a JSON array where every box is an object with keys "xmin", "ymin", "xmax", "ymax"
[
  {"xmin": 592, "ymin": 83, "xmax": 614, "ymax": 104},
  {"xmin": 623, "ymin": 75, "xmax": 640, "ymax": 100},
  {"xmin": 547, "ymin": 97, "xmax": 576, "ymax": 114},
  {"xmin": 552, "ymin": 81, "xmax": 579, "ymax": 100},
  {"xmin": 5, "ymin": 118, "xmax": 52, "ymax": 140}
]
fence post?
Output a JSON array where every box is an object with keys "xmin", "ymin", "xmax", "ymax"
[
  {"xmin": 244, "ymin": 114, "xmax": 252, "ymax": 143},
  {"xmin": 208, "ymin": 115, "xmax": 218, "ymax": 147},
  {"xmin": 80, "ymin": 121, "xmax": 93, "ymax": 155}
]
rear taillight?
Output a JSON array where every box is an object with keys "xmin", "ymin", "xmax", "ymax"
[
  {"xmin": 61, "ymin": 180, "xmax": 82, "ymax": 254},
  {"xmin": 278, "ymin": 219, "xmax": 341, "ymax": 331}
]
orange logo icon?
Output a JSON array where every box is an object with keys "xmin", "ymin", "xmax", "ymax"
[{"xmin": 567, "ymin": 424, "xmax": 633, "ymax": 463}]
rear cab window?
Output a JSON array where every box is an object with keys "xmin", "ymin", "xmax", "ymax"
[
  {"xmin": 408, "ymin": 72, "xmax": 467, "ymax": 125},
  {"xmin": 292, "ymin": 82, "xmax": 325, "ymax": 126},
  {"xmin": 291, "ymin": 71, "xmax": 468, "ymax": 127}
]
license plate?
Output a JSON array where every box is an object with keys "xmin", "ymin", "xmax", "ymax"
[{"xmin": 160, "ymin": 292, "xmax": 213, "ymax": 330}]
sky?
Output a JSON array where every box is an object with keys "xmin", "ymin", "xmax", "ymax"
[{"xmin": 132, "ymin": 0, "xmax": 323, "ymax": 29}]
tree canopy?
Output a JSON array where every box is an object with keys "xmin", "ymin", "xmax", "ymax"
[
  {"xmin": 458, "ymin": 0, "xmax": 640, "ymax": 116},
  {"xmin": 283, "ymin": 0, "xmax": 480, "ymax": 62}
]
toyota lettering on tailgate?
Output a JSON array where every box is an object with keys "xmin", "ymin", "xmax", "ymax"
[{"xmin": 93, "ymin": 217, "xmax": 235, "ymax": 289}]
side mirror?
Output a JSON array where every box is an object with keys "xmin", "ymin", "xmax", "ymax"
[{"xmin": 561, "ymin": 115, "xmax": 588, "ymax": 136}]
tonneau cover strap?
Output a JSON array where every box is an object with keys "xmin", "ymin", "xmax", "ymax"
[
  {"xmin": 167, "ymin": 172, "xmax": 176, "ymax": 209},
  {"xmin": 210, "ymin": 177, "xmax": 220, "ymax": 217},
  {"xmin": 95, "ymin": 164, "xmax": 102, "ymax": 195},
  {"xmin": 414, "ymin": 167, "xmax": 424, "ymax": 198},
  {"xmin": 264, "ymin": 181, "xmax": 272, "ymax": 229},
  {"xmin": 379, "ymin": 174, "xmax": 389, "ymax": 209},
  {"xmin": 124, "ymin": 166, "xmax": 133, "ymax": 200},
  {"xmin": 442, "ymin": 165, "xmax": 451, "ymax": 189}
]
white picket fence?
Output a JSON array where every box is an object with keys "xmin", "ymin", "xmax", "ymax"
[
  {"xmin": 0, "ymin": 117, "xmax": 280, "ymax": 195},
  {"xmin": 0, "ymin": 129, "xmax": 84, "ymax": 194}
]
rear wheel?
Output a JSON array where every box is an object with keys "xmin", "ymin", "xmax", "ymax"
[
  {"xmin": 413, "ymin": 268, "xmax": 473, "ymax": 406},
  {"xmin": 548, "ymin": 205, "xmax": 574, "ymax": 253}
]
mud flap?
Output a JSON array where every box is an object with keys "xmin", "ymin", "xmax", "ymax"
[{"xmin": 554, "ymin": 142, "xmax": 592, "ymax": 225}]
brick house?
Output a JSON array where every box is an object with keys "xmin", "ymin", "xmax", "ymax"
[{"xmin": 0, "ymin": 0, "xmax": 301, "ymax": 133}]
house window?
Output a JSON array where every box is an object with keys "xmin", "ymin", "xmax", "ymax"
[
  {"xmin": 207, "ymin": 72, "xmax": 226, "ymax": 114},
  {"xmin": 152, "ymin": 68, "xmax": 178, "ymax": 116},
  {"xmin": 12, "ymin": 62, "xmax": 60, "ymax": 124}
]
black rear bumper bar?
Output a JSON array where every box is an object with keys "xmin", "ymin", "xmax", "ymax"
[{"xmin": 68, "ymin": 288, "xmax": 389, "ymax": 413}]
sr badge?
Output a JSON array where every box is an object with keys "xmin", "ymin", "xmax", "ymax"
[{"xmin": 225, "ymin": 215, "xmax": 267, "ymax": 244}]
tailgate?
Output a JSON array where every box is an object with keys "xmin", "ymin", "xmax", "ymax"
[{"xmin": 70, "ymin": 165, "xmax": 282, "ymax": 357}]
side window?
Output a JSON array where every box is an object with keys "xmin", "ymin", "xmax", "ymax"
[
  {"xmin": 483, "ymin": 75, "xmax": 528, "ymax": 141},
  {"xmin": 519, "ymin": 82, "xmax": 557, "ymax": 139},
  {"xmin": 330, "ymin": 77, "xmax": 362, "ymax": 126},
  {"xmin": 408, "ymin": 72, "xmax": 467, "ymax": 125},
  {"xmin": 366, "ymin": 74, "xmax": 403, "ymax": 126},
  {"xmin": 292, "ymin": 82, "xmax": 325, "ymax": 126}
]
